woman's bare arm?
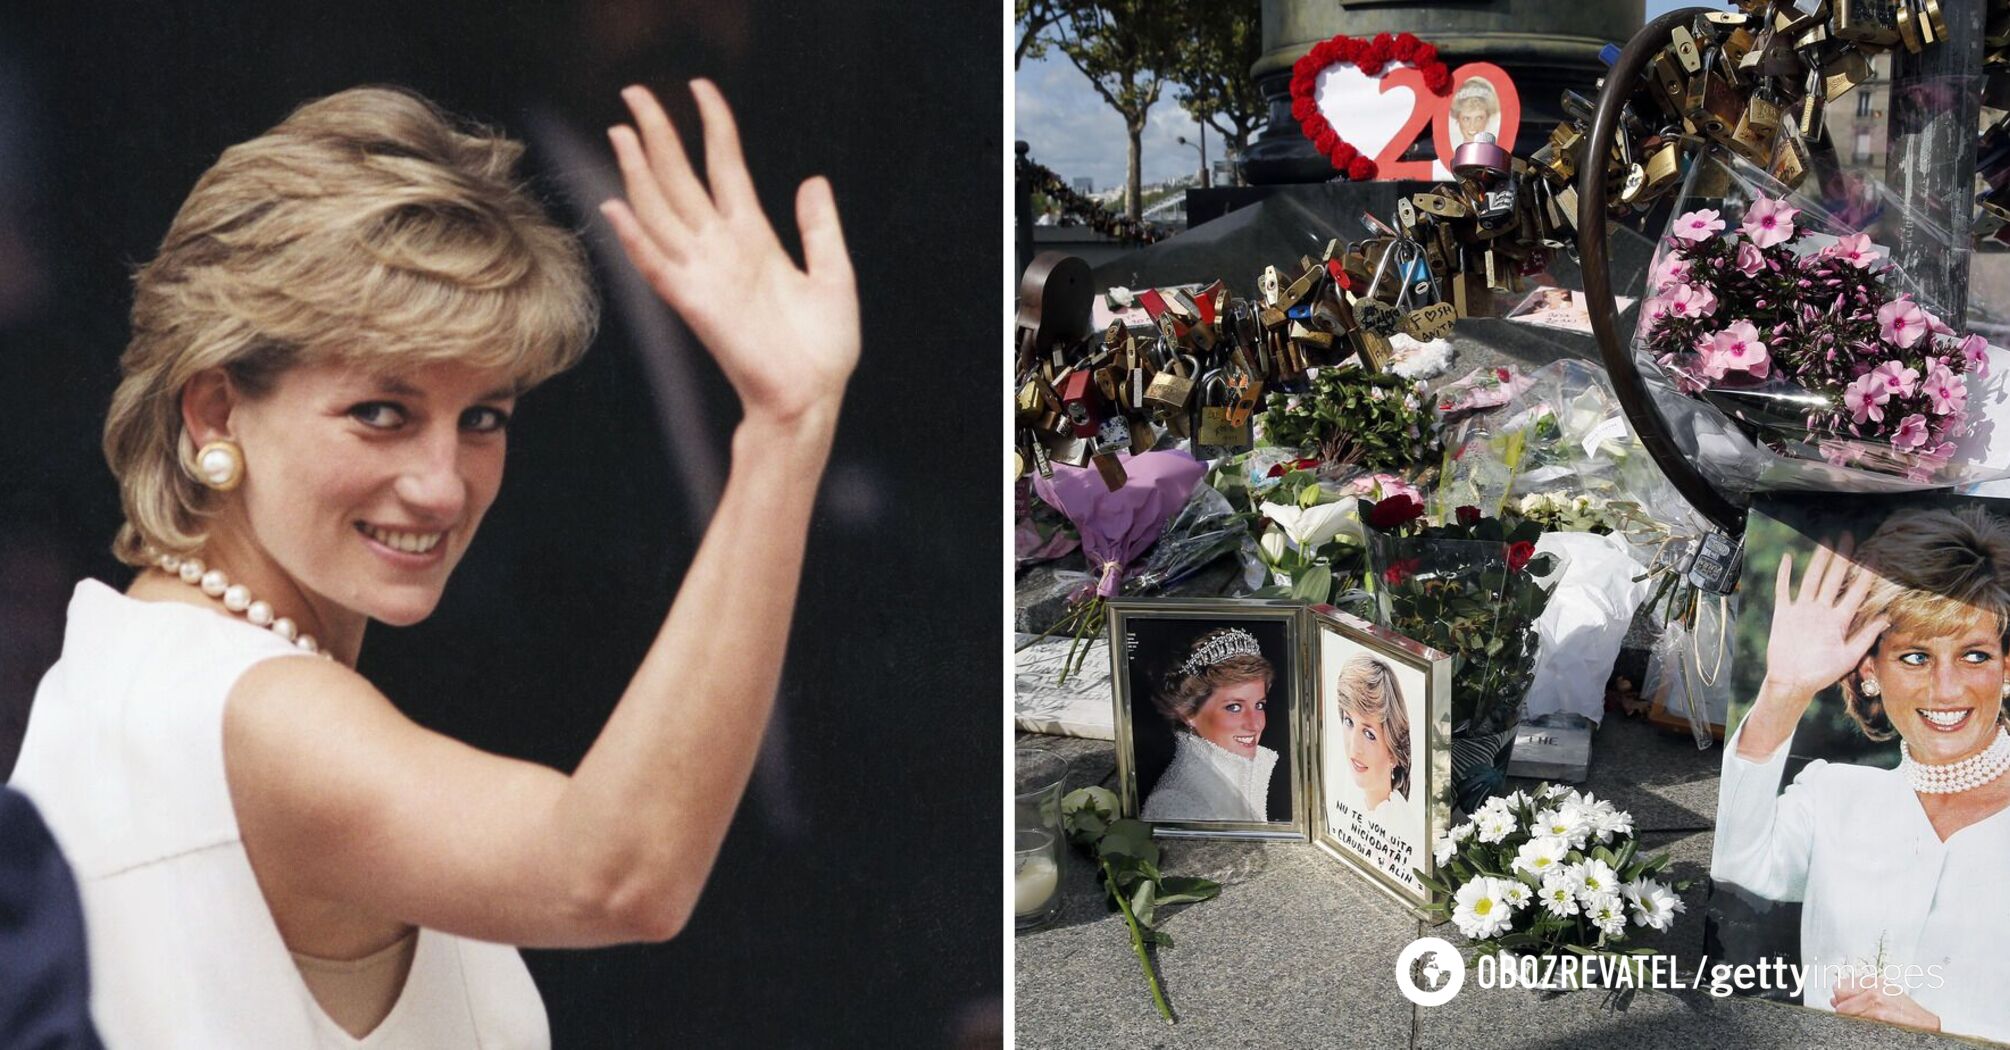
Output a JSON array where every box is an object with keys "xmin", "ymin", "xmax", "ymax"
[{"xmin": 225, "ymin": 81, "xmax": 857, "ymax": 948}]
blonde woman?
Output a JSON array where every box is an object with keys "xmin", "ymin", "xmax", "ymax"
[
  {"xmin": 1333, "ymin": 655, "xmax": 1411, "ymax": 820},
  {"xmin": 1451, "ymin": 81, "xmax": 1499, "ymax": 145},
  {"xmin": 1141, "ymin": 627, "xmax": 1278, "ymax": 823},
  {"xmin": 1715, "ymin": 508, "xmax": 2010, "ymax": 1041},
  {"xmin": 8, "ymin": 81, "xmax": 857, "ymax": 1047}
]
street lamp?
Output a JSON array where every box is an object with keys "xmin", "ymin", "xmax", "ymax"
[{"xmin": 1176, "ymin": 129, "xmax": 1210, "ymax": 189}]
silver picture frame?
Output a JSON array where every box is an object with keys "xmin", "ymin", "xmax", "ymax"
[{"xmin": 1105, "ymin": 598, "xmax": 1454, "ymax": 917}]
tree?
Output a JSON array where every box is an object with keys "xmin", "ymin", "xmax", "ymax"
[
  {"xmin": 1014, "ymin": 0, "xmax": 1062, "ymax": 69},
  {"xmin": 1025, "ymin": 1, "xmax": 1184, "ymax": 225},
  {"xmin": 1170, "ymin": 0, "xmax": 1266, "ymax": 187}
]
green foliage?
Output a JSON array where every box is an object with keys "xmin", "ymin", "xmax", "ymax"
[
  {"xmin": 1062, "ymin": 787, "xmax": 1222, "ymax": 1022},
  {"xmin": 1261, "ymin": 368, "xmax": 1437, "ymax": 474},
  {"xmin": 1167, "ymin": 0, "xmax": 1265, "ymax": 177},
  {"xmin": 1022, "ymin": 0, "xmax": 1187, "ymax": 222}
]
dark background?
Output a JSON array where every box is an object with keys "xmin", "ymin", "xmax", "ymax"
[
  {"xmin": 0, "ymin": 2, "xmax": 999, "ymax": 1046},
  {"xmin": 1122, "ymin": 614, "xmax": 1295, "ymax": 823}
]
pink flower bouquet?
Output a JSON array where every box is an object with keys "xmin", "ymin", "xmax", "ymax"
[{"xmin": 1640, "ymin": 193, "xmax": 1987, "ymax": 480}]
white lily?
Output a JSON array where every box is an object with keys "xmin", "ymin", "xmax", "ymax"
[{"xmin": 1258, "ymin": 497, "xmax": 1363, "ymax": 554}]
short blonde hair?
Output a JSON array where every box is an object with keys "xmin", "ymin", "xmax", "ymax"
[
  {"xmin": 1335, "ymin": 656, "xmax": 1411, "ymax": 799},
  {"xmin": 1842, "ymin": 506, "xmax": 2010, "ymax": 740},
  {"xmin": 103, "ymin": 86, "xmax": 600, "ymax": 566},
  {"xmin": 1153, "ymin": 628, "xmax": 1273, "ymax": 729}
]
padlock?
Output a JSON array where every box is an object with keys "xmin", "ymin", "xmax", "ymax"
[
  {"xmin": 1698, "ymin": 73, "xmax": 1747, "ymax": 145},
  {"xmin": 1401, "ymin": 301, "xmax": 1458, "ymax": 341},
  {"xmin": 1407, "ymin": 189, "xmax": 1471, "ymax": 217},
  {"xmin": 1768, "ymin": 124, "xmax": 1811, "ymax": 188},
  {"xmin": 1668, "ymin": 25, "xmax": 1703, "ymax": 74},
  {"xmin": 1649, "ymin": 51, "xmax": 1691, "ymax": 118},
  {"xmin": 1644, "ymin": 141, "xmax": 1683, "ymax": 202},
  {"xmin": 1471, "ymin": 182, "xmax": 1520, "ymax": 238},
  {"xmin": 1128, "ymin": 416, "xmax": 1157, "ymax": 457},
  {"xmin": 1836, "ymin": 0, "xmax": 1900, "ymax": 43},
  {"xmin": 1222, "ymin": 367, "xmax": 1264, "ymax": 429},
  {"xmin": 1729, "ymin": 99, "xmax": 1779, "ymax": 165},
  {"xmin": 1823, "ymin": 51, "xmax": 1871, "ymax": 103},
  {"xmin": 1016, "ymin": 377, "xmax": 1050, "ymax": 423},
  {"xmin": 1055, "ymin": 369, "xmax": 1103, "ymax": 439},
  {"xmin": 1090, "ymin": 449, "xmax": 1127, "ymax": 490},
  {"xmin": 1896, "ymin": 0, "xmax": 1922, "ymax": 52},
  {"xmin": 1042, "ymin": 432, "xmax": 1091, "ymax": 468},
  {"xmin": 1195, "ymin": 373, "xmax": 1251, "ymax": 450},
  {"xmin": 1920, "ymin": 0, "xmax": 1942, "ymax": 44},
  {"xmin": 1143, "ymin": 353, "xmax": 1196, "ymax": 414},
  {"xmin": 1259, "ymin": 266, "xmax": 1283, "ymax": 307},
  {"xmin": 1095, "ymin": 414, "xmax": 1132, "ymax": 457}
]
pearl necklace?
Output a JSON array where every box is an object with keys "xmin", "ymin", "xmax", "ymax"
[
  {"xmin": 1899, "ymin": 727, "xmax": 2010, "ymax": 795},
  {"xmin": 151, "ymin": 552, "xmax": 327, "ymax": 657}
]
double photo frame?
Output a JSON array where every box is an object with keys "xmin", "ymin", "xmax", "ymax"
[{"xmin": 1106, "ymin": 598, "xmax": 1454, "ymax": 916}]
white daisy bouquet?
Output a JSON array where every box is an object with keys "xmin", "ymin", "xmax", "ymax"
[{"xmin": 1417, "ymin": 784, "xmax": 1689, "ymax": 958}]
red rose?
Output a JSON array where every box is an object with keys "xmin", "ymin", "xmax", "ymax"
[
  {"xmin": 1292, "ymin": 96, "xmax": 1316, "ymax": 122},
  {"xmin": 1392, "ymin": 33, "xmax": 1420, "ymax": 62},
  {"xmin": 1366, "ymin": 494, "xmax": 1425, "ymax": 530},
  {"xmin": 1334, "ymin": 36, "xmax": 1360, "ymax": 62},
  {"xmin": 1313, "ymin": 127, "xmax": 1339, "ymax": 154},
  {"xmin": 1423, "ymin": 64, "xmax": 1452, "ymax": 94},
  {"xmin": 1371, "ymin": 32, "xmax": 1394, "ymax": 55},
  {"xmin": 1328, "ymin": 141, "xmax": 1357, "ymax": 167},
  {"xmin": 1495, "ymin": 367, "xmax": 1512, "ymax": 381},
  {"xmin": 1348, "ymin": 155, "xmax": 1378, "ymax": 181},
  {"xmin": 1456, "ymin": 505, "xmax": 1482, "ymax": 526},
  {"xmin": 1413, "ymin": 43, "xmax": 1438, "ymax": 65},
  {"xmin": 1382, "ymin": 557, "xmax": 1422, "ymax": 587},
  {"xmin": 1507, "ymin": 541, "xmax": 1536, "ymax": 572},
  {"xmin": 1357, "ymin": 56, "xmax": 1384, "ymax": 76}
]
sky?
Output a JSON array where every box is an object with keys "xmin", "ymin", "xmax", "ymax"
[{"xmin": 1013, "ymin": 0, "xmax": 1726, "ymax": 194}]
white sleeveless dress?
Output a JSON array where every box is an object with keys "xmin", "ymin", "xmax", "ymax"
[{"xmin": 9, "ymin": 580, "xmax": 550, "ymax": 1048}]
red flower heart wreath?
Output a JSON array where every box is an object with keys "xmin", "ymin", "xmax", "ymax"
[{"xmin": 1289, "ymin": 31, "xmax": 1451, "ymax": 181}]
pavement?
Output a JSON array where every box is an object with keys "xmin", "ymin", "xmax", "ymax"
[{"xmin": 1014, "ymin": 716, "xmax": 1979, "ymax": 1050}]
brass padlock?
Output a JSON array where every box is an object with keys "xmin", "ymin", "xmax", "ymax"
[
  {"xmin": 1143, "ymin": 353, "xmax": 1196, "ymax": 414},
  {"xmin": 1897, "ymin": 1, "xmax": 1922, "ymax": 52},
  {"xmin": 1649, "ymin": 51, "xmax": 1691, "ymax": 118},
  {"xmin": 1768, "ymin": 124, "xmax": 1810, "ymax": 188},
  {"xmin": 1195, "ymin": 373, "xmax": 1251, "ymax": 450},
  {"xmin": 1823, "ymin": 51, "xmax": 1871, "ymax": 102},
  {"xmin": 1401, "ymin": 302, "xmax": 1458, "ymax": 341},
  {"xmin": 1729, "ymin": 99, "xmax": 1778, "ymax": 166},
  {"xmin": 1640, "ymin": 142, "xmax": 1683, "ymax": 201},
  {"xmin": 1016, "ymin": 378, "xmax": 1049, "ymax": 423}
]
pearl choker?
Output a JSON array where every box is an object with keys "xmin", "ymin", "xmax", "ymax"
[
  {"xmin": 1899, "ymin": 727, "xmax": 2010, "ymax": 795},
  {"xmin": 151, "ymin": 551, "xmax": 327, "ymax": 658}
]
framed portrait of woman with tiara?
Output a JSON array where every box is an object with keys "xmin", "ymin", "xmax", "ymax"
[{"xmin": 1107, "ymin": 600, "xmax": 1308, "ymax": 838}]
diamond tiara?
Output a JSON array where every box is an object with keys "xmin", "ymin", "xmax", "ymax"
[{"xmin": 1181, "ymin": 627, "xmax": 1263, "ymax": 677}]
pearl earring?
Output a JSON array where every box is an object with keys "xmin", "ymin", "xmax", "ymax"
[
  {"xmin": 2001, "ymin": 681, "xmax": 2009, "ymax": 699},
  {"xmin": 1861, "ymin": 678, "xmax": 1881, "ymax": 697},
  {"xmin": 193, "ymin": 440, "xmax": 244, "ymax": 491}
]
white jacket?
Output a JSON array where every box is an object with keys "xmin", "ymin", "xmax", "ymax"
[
  {"xmin": 1713, "ymin": 719, "xmax": 2010, "ymax": 1041},
  {"xmin": 1141, "ymin": 731, "xmax": 1277, "ymax": 823}
]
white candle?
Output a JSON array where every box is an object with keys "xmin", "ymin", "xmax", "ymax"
[{"xmin": 1015, "ymin": 856, "xmax": 1059, "ymax": 915}]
